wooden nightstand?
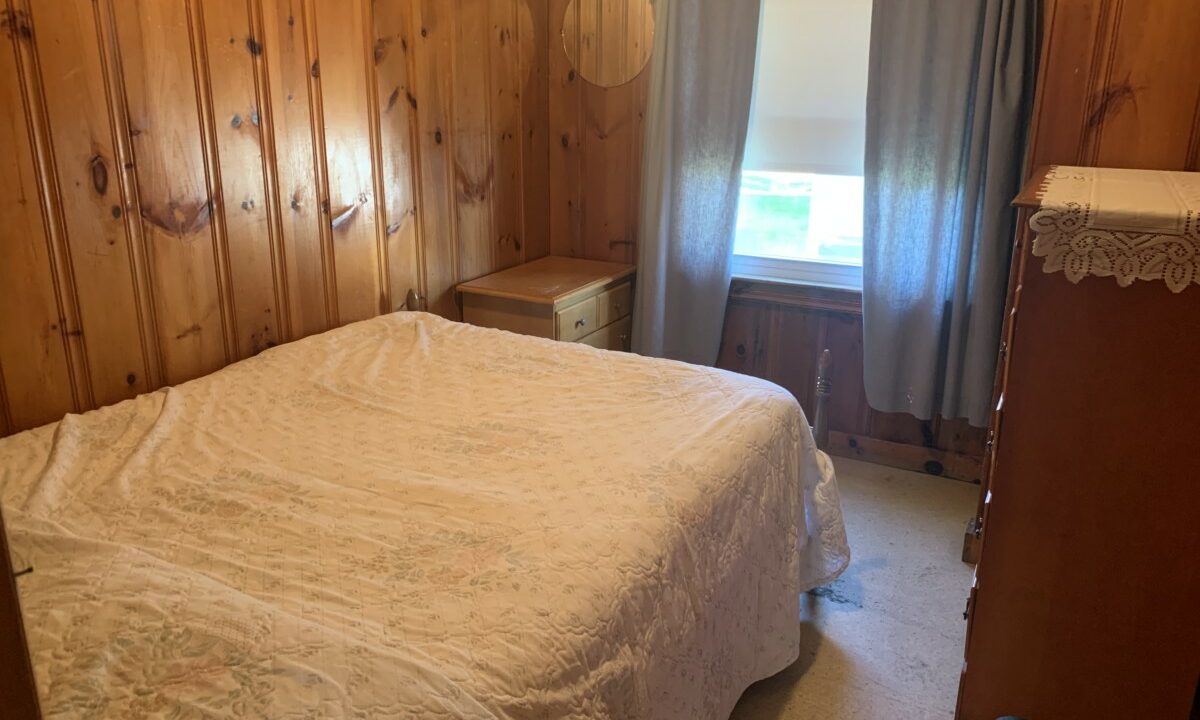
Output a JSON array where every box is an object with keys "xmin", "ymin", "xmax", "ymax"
[{"xmin": 456, "ymin": 256, "xmax": 636, "ymax": 351}]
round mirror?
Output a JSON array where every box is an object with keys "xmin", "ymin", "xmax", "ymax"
[{"xmin": 562, "ymin": 0, "xmax": 656, "ymax": 88}]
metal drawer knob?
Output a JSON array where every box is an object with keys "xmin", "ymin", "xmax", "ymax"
[{"xmin": 575, "ymin": 318, "xmax": 587, "ymax": 328}]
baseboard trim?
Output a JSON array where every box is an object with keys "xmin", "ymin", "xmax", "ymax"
[{"xmin": 826, "ymin": 431, "xmax": 983, "ymax": 484}]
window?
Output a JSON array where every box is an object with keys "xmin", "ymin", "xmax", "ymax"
[{"xmin": 733, "ymin": 0, "xmax": 872, "ymax": 289}]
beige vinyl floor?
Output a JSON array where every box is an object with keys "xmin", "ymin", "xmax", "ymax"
[{"xmin": 731, "ymin": 457, "xmax": 979, "ymax": 720}]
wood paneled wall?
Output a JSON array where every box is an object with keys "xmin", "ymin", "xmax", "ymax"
[
  {"xmin": 1028, "ymin": 0, "xmax": 1200, "ymax": 172},
  {"xmin": 717, "ymin": 281, "xmax": 988, "ymax": 481},
  {"xmin": 548, "ymin": 0, "xmax": 647, "ymax": 263},
  {"xmin": 0, "ymin": 0, "xmax": 550, "ymax": 435}
]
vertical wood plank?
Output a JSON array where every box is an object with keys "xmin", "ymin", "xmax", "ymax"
[
  {"xmin": 95, "ymin": 0, "xmax": 165, "ymax": 392},
  {"xmin": 519, "ymin": 0, "xmax": 550, "ymax": 261},
  {"xmin": 26, "ymin": 0, "xmax": 151, "ymax": 405},
  {"xmin": 201, "ymin": 0, "xmax": 283, "ymax": 357},
  {"xmin": 714, "ymin": 300, "xmax": 773, "ymax": 381},
  {"xmin": 10, "ymin": 0, "xmax": 94, "ymax": 413},
  {"xmin": 488, "ymin": 0, "xmax": 525, "ymax": 271},
  {"xmin": 453, "ymin": 0, "xmax": 496, "ymax": 282},
  {"xmin": 549, "ymin": 0, "xmax": 584, "ymax": 258},
  {"xmin": 1082, "ymin": 1, "xmax": 1200, "ymax": 170},
  {"xmin": 411, "ymin": 0, "xmax": 459, "ymax": 318},
  {"xmin": 771, "ymin": 306, "xmax": 823, "ymax": 416},
  {"xmin": 260, "ymin": 0, "xmax": 330, "ymax": 338},
  {"xmin": 111, "ymin": 0, "xmax": 229, "ymax": 385},
  {"xmin": 371, "ymin": 0, "xmax": 423, "ymax": 311},
  {"xmin": 0, "ymin": 4, "xmax": 77, "ymax": 428},
  {"xmin": 821, "ymin": 311, "xmax": 871, "ymax": 437},
  {"xmin": 583, "ymin": 76, "xmax": 640, "ymax": 263},
  {"xmin": 312, "ymin": 0, "xmax": 383, "ymax": 323},
  {"xmin": 0, "ymin": 4, "xmax": 77, "ymax": 427}
]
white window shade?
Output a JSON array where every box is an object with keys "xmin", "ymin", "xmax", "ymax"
[{"xmin": 742, "ymin": 0, "xmax": 873, "ymax": 176}]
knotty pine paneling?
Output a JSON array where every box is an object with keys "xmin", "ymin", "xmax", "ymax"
[
  {"xmin": 113, "ymin": 0, "xmax": 232, "ymax": 381},
  {"xmin": 717, "ymin": 280, "xmax": 989, "ymax": 481},
  {"xmin": 0, "ymin": 4, "xmax": 79, "ymax": 430},
  {"xmin": 0, "ymin": 0, "xmax": 550, "ymax": 436},
  {"xmin": 372, "ymin": 0, "xmax": 423, "ymax": 316},
  {"xmin": 25, "ymin": 0, "xmax": 152, "ymax": 407},
  {"xmin": 200, "ymin": 0, "xmax": 286, "ymax": 355},
  {"xmin": 548, "ymin": 0, "xmax": 646, "ymax": 263},
  {"xmin": 261, "ymin": 0, "xmax": 331, "ymax": 338}
]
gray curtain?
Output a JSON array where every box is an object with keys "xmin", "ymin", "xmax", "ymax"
[
  {"xmin": 631, "ymin": 0, "xmax": 762, "ymax": 365},
  {"xmin": 862, "ymin": 0, "xmax": 1037, "ymax": 427}
]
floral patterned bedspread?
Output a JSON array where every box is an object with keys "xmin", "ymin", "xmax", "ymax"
[{"xmin": 0, "ymin": 312, "xmax": 849, "ymax": 719}]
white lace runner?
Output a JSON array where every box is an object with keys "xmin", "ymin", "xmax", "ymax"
[{"xmin": 1028, "ymin": 166, "xmax": 1200, "ymax": 293}]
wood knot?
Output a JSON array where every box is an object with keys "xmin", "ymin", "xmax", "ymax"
[
  {"xmin": 89, "ymin": 155, "xmax": 109, "ymax": 196},
  {"xmin": 126, "ymin": 373, "xmax": 137, "ymax": 386},
  {"xmin": 245, "ymin": 36, "xmax": 262, "ymax": 56},
  {"xmin": 310, "ymin": 60, "xmax": 320, "ymax": 78},
  {"xmin": 434, "ymin": 128, "xmax": 443, "ymax": 144},
  {"xmin": 0, "ymin": 9, "xmax": 33, "ymax": 41},
  {"xmin": 111, "ymin": 205, "xmax": 122, "ymax": 219}
]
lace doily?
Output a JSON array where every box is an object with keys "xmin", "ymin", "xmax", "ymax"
[{"xmin": 1028, "ymin": 166, "xmax": 1200, "ymax": 293}]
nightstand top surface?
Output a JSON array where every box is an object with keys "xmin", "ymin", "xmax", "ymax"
[{"xmin": 457, "ymin": 256, "xmax": 635, "ymax": 306}]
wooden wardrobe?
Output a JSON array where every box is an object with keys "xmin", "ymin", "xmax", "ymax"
[{"xmin": 956, "ymin": 2, "xmax": 1200, "ymax": 718}]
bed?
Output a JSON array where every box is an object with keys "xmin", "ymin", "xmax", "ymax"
[{"xmin": 0, "ymin": 312, "xmax": 849, "ymax": 719}]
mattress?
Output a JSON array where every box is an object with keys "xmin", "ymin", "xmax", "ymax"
[{"xmin": 0, "ymin": 312, "xmax": 849, "ymax": 719}]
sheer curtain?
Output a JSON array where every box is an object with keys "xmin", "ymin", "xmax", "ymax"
[
  {"xmin": 862, "ymin": 0, "xmax": 1037, "ymax": 427},
  {"xmin": 630, "ymin": 0, "xmax": 762, "ymax": 365}
]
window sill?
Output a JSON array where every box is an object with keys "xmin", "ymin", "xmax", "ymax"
[{"xmin": 731, "ymin": 254, "xmax": 862, "ymax": 291}]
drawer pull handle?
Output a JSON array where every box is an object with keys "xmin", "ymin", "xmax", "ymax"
[{"xmin": 575, "ymin": 318, "xmax": 587, "ymax": 329}]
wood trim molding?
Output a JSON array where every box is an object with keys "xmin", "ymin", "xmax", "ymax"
[
  {"xmin": 0, "ymin": 506, "xmax": 41, "ymax": 719},
  {"xmin": 728, "ymin": 278, "xmax": 863, "ymax": 315},
  {"xmin": 827, "ymin": 431, "xmax": 983, "ymax": 483}
]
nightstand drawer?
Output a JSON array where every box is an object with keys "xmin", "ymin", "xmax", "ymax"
[
  {"xmin": 596, "ymin": 282, "xmax": 632, "ymax": 327},
  {"xmin": 579, "ymin": 316, "xmax": 632, "ymax": 352},
  {"xmin": 556, "ymin": 297, "xmax": 598, "ymax": 342}
]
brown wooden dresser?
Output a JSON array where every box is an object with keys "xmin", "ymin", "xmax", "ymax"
[
  {"xmin": 456, "ymin": 256, "xmax": 636, "ymax": 351},
  {"xmin": 956, "ymin": 168, "xmax": 1200, "ymax": 718}
]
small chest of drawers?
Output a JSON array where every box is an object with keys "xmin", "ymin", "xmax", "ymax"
[{"xmin": 456, "ymin": 256, "xmax": 636, "ymax": 351}]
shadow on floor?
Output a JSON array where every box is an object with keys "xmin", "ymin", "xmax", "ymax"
[{"xmin": 731, "ymin": 592, "xmax": 852, "ymax": 719}]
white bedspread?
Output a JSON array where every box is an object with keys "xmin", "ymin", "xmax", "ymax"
[{"xmin": 0, "ymin": 312, "xmax": 849, "ymax": 719}]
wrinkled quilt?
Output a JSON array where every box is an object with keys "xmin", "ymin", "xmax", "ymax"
[{"xmin": 0, "ymin": 312, "xmax": 849, "ymax": 719}]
